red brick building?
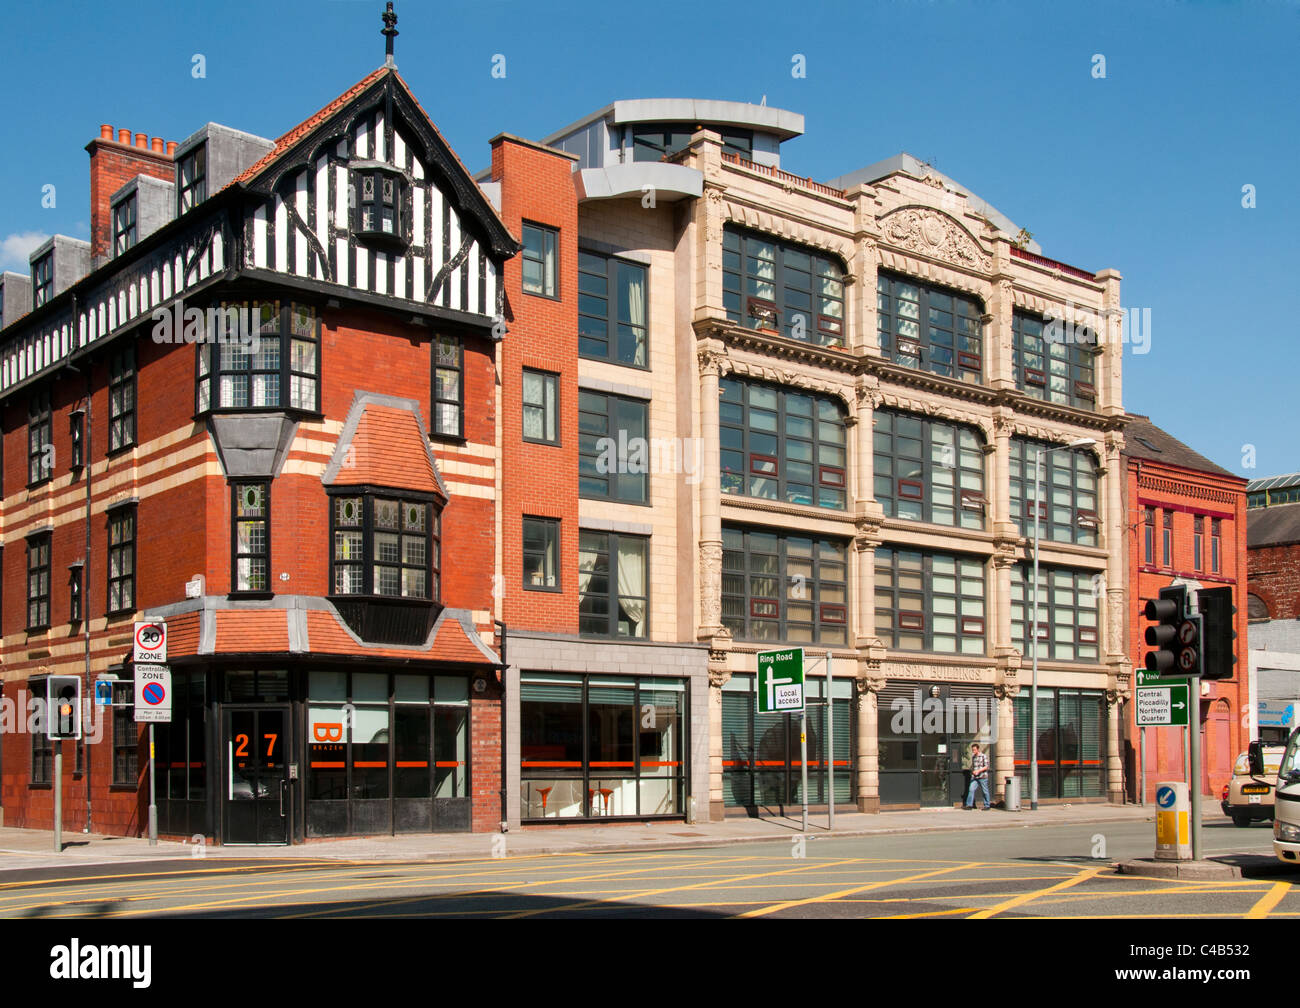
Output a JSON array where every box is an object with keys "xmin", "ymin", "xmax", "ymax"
[
  {"xmin": 1123, "ymin": 414, "xmax": 1249, "ymax": 802},
  {"xmin": 0, "ymin": 61, "xmax": 519, "ymax": 844}
]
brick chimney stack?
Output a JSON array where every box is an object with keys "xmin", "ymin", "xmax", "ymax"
[{"xmin": 86, "ymin": 124, "xmax": 175, "ymax": 261}]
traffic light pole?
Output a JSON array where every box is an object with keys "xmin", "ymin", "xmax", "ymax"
[
  {"xmin": 1188, "ymin": 673, "xmax": 1202, "ymax": 861},
  {"xmin": 53, "ymin": 742, "xmax": 62, "ymax": 853}
]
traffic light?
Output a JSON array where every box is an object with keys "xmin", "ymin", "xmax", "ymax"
[
  {"xmin": 1144, "ymin": 585, "xmax": 1201, "ymax": 677},
  {"xmin": 1197, "ymin": 586, "xmax": 1237, "ymax": 681},
  {"xmin": 46, "ymin": 676, "xmax": 81, "ymax": 740}
]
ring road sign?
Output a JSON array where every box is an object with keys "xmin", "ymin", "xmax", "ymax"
[
  {"xmin": 757, "ymin": 648, "xmax": 804, "ymax": 714},
  {"xmin": 133, "ymin": 621, "xmax": 167, "ymax": 664}
]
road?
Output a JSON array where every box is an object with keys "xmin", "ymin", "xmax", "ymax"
[{"xmin": 0, "ymin": 818, "xmax": 1292, "ymax": 919}]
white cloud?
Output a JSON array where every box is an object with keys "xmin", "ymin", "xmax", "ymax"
[{"xmin": 0, "ymin": 231, "xmax": 51, "ymax": 272}]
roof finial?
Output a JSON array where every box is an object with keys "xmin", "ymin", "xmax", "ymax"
[{"xmin": 382, "ymin": 2, "xmax": 399, "ymax": 68}]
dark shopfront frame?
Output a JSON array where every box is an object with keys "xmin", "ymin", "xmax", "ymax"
[{"xmin": 151, "ymin": 661, "xmax": 491, "ymax": 845}]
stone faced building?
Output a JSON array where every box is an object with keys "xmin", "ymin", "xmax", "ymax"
[{"xmin": 507, "ymin": 101, "xmax": 1130, "ymax": 822}]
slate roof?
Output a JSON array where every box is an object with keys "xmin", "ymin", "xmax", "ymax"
[
  {"xmin": 1123, "ymin": 414, "xmax": 1236, "ymax": 479},
  {"xmin": 1248, "ymin": 501, "xmax": 1300, "ymax": 549}
]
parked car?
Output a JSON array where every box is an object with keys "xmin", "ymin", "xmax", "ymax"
[{"xmin": 1221, "ymin": 746, "xmax": 1284, "ymax": 827}]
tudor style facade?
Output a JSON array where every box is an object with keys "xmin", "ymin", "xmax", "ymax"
[{"xmin": 0, "ymin": 64, "xmax": 518, "ymax": 843}]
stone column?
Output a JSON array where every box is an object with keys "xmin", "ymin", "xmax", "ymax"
[
  {"xmin": 994, "ymin": 682, "xmax": 1019, "ymax": 802},
  {"xmin": 855, "ymin": 674, "xmax": 885, "ymax": 812},
  {"xmin": 697, "ymin": 342, "xmax": 725, "ymax": 640},
  {"xmin": 708, "ymin": 660, "xmax": 731, "ymax": 820},
  {"xmin": 1106, "ymin": 688, "xmax": 1124, "ymax": 804}
]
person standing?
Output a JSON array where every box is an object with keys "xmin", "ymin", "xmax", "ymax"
[{"xmin": 964, "ymin": 743, "xmax": 992, "ymax": 810}]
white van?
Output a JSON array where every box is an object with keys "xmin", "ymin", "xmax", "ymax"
[{"xmin": 1263, "ymin": 731, "xmax": 1300, "ymax": 865}]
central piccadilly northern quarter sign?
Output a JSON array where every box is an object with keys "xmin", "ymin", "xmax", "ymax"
[{"xmin": 757, "ymin": 648, "xmax": 805, "ymax": 713}]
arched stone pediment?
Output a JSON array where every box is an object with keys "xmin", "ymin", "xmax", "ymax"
[{"xmin": 878, "ymin": 206, "xmax": 991, "ymax": 273}]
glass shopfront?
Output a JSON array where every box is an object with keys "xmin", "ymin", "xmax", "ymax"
[
  {"xmin": 306, "ymin": 670, "xmax": 469, "ymax": 836},
  {"xmin": 520, "ymin": 674, "xmax": 686, "ymax": 820},
  {"xmin": 1013, "ymin": 687, "xmax": 1106, "ymax": 798},
  {"xmin": 721, "ymin": 674, "xmax": 853, "ymax": 811}
]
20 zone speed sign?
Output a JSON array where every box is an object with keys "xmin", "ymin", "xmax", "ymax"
[{"xmin": 133, "ymin": 622, "xmax": 167, "ymax": 664}]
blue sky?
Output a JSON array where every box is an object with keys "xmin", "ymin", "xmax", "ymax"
[{"xmin": 1, "ymin": 0, "xmax": 1294, "ymax": 478}]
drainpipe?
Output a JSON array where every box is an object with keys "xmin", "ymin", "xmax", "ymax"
[
  {"xmin": 80, "ymin": 301, "xmax": 94, "ymax": 836},
  {"xmin": 495, "ymin": 619, "xmax": 507, "ymax": 831}
]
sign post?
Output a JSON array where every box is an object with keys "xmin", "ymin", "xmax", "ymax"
[
  {"xmin": 134, "ymin": 623, "xmax": 169, "ymax": 848},
  {"xmin": 757, "ymin": 648, "xmax": 806, "ymax": 831}
]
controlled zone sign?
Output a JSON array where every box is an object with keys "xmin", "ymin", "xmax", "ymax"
[
  {"xmin": 134, "ymin": 664, "xmax": 172, "ymax": 723},
  {"xmin": 757, "ymin": 648, "xmax": 804, "ymax": 713},
  {"xmin": 1136, "ymin": 682, "xmax": 1190, "ymax": 727}
]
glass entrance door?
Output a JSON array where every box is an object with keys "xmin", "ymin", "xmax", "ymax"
[
  {"xmin": 224, "ymin": 707, "xmax": 290, "ymax": 845},
  {"xmin": 919, "ymin": 734, "xmax": 951, "ymax": 806}
]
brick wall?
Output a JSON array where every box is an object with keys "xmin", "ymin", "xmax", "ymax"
[
  {"xmin": 1248, "ymin": 542, "xmax": 1300, "ymax": 621},
  {"xmin": 87, "ymin": 129, "xmax": 175, "ymax": 261},
  {"xmin": 491, "ymin": 135, "xmax": 581, "ymax": 634}
]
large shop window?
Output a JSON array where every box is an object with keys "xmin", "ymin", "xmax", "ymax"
[
  {"xmin": 1014, "ymin": 688, "xmax": 1106, "ymax": 798},
  {"xmin": 1008, "ymin": 438, "xmax": 1099, "ymax": 547},
  {"xmin": 578, "ymin": 251, "xmax": 648, "ymax": 367},
  {"xmin": 1012, "ymin": 311, "xmax": 1097, "ymax": 410},
  {"xmin": 720, "ymin": 378, "xmax": 847, "ymax": 510},
  {"xmin": 873, "ymin": 410, "xmax": 985, "ymax": 528},
  {"xmin": 874, "ymin": 548, "xmax": 986, "ymax": 655},
  {"xmin": 331, "ymin": 493, "xmax": 439, "ymax": 601},
  {"xmin": 197, "ymin": 302, "xmax": 320, "ymax": 413},
  {"xmin": 520, "ymin": 674, "xmax": 686, "ymax": 820},
  {"xmin": 308, "ymin": 671, "xmax": 469, "ymax": 837},
  {"xmin": 578, "ymin": 531, "xmax": 648, "ymax": 638},
  {"xmin": 721, "ymin": 674, "xmax": 852, "ymax": 808},
  {"xmin": 723, "ymin": 227, "xmax": 846, "ymax": 348},
  {"xmin": 1010, "ymin": 564, "xmax": 1101, "ymax": 663},
  {"xmin": 721, "ymin": 526, "xmax": 848, "ymax": 646},
  {"xmin": 877, "ymin": 272, "xmax": 983, "ymax": 382}
]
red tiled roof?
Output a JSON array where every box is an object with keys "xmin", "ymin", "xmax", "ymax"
[
  {"xmin": 229, "ymin": 66, "xmax": 390, "ymax": 187},
  {"xmin": 333, "ymin": 402, "xmax": 442, "ymax": 494},
  {"xmin": 214, "ymin": 610, "xmax": 290, "ymax": 653},
  {"xmin": 303, "ymin": 608, "xmax": 497, "ymax": 664},
  {"xmin": 430, "ymin": 614, "xmax": 496, "ymax": 664},
  {"xmin": 166, "ymin": 611, "xmax": 202, "ymax": 658}
]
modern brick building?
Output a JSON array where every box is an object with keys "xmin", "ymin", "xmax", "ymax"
[
  {"xmin": 1122, "ymin": 414, "xmax": 1249, "ymax": 802},
  {"xmin": 0, "ymin": 53, "xmax": 519, "ymax": 843}
]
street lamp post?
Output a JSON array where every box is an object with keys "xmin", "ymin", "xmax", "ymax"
[{"xmin": 1030, "ymin": 437, "xmax": 1097, "ymax": 811}]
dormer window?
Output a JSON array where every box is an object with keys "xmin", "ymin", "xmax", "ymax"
[
  {"xmin": 178, "ymin": 145, "xmax": 207, "ymax": 213},
  {"xmin": 32, "ymin": 253, "xmax": 53, "ymax": 308},
  {"xmin": 112, "ymin": 195, "xmax": 137, "ymax": 255},
  {"xmin": 349, "ymin": 165, "xmax": 408, "ymax": 247}
]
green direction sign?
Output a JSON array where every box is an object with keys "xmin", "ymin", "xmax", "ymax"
[
  {"xmin": 1136, "ymin": 683, "xmax": 1190, "ymax": 727},
  {"xmin": 757, "ymin": 648, "xmax": 804, "ymax": 714}
]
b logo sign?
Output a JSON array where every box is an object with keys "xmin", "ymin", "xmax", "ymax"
[{"xmin": 133, "ymin": 622, "xmax": 167, "ymax": 664}]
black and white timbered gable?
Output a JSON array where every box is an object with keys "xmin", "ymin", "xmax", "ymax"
[{"xmin": 237, "ymin": 68, "xmax": 517, "ymax": 323}]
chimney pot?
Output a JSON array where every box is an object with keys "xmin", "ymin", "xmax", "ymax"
[
  {"xmin": 118, "ymin": 128, "xmax": 131, "ymax": 145},
  {"xmin": 100, "ymin": 124, "xmax": 113, "ymax": 140},
  {"xmin": 151, "ymin": 137, "xmax": 164, "ymax": 154},
  {"xmin": 166, "ymin": 141, "xmax": 177, "ymax": 157},
  {"xmin": 134, "ymin": 132, "xmax": 147, "ymax": 149}
]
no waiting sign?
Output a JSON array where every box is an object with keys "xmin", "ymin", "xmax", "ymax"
[
  {"xmin": 133, "ymin": 621, "xmax": 167, "ymax": 664},
  {"xmin": 135, "ymin": 664, "xmax": 172, "ymax": 723}
]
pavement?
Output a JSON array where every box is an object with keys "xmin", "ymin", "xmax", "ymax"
[{"xmin": 0, "ymin": 800, "xmax": 1240, "ymax": 871}]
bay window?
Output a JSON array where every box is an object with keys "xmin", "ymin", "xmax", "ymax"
[
  {"xmin": 197, "ymin": 301, "xmax": 319, "ymax": 413},
  {"xmin": 331, "ymin": 493, "xmax": 439, "ymax": 601}
]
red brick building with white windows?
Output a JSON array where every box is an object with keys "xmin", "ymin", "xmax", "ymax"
[
  {"xmin": 0, "ymin": 58, "xmax": 520, "ymax": 844},
  {"xmin": 1123, "ymin": 414, "xmax": 1249, "ymax": 802}
]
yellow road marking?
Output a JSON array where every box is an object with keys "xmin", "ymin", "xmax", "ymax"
[
  {"xmin": 739, "ymin": 863, "xmax": 979, "ymax": 919},
  {"xmin": 967, "ymin": 865, "xmax": 1103, "ymax": 919},
  {"xmin": 499, "ymin": 856, "xmax": 872, "ymax": 919},
  {"xmin": 1245, "ymin": 881, "xmax": 1290, "ymax": 919}
]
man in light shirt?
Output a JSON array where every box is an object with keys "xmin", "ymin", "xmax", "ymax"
[{"xmin": 964, "ymin": 743, "xmax": 992, "ymax": 810}]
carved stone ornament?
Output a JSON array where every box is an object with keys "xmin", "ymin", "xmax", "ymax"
[
  {"xmin": 994, "ymin": 682, "xmax": 1020, "ymax": 701},
  {"xmin": 880, "ymin": 207, "xmax": 991, "ymax": 273},
  {"xmin": 697, "ymin": 346, "xmax": 727, "ymax": 377}
]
